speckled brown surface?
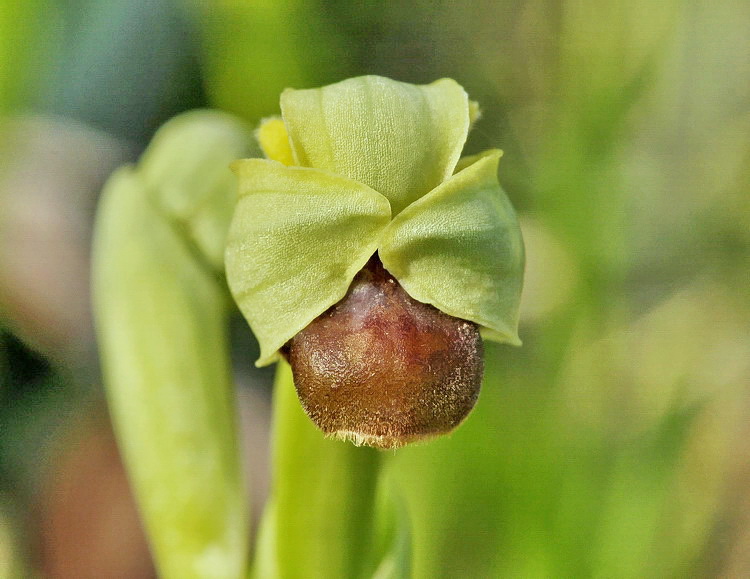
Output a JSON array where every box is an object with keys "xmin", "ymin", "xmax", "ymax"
[{"xmin": 286, "ymin": 254, "xmax": 483, "ymax": 449}]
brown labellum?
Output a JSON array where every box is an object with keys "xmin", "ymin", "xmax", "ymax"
[{"xmin": 283, "ymin": 254, "xmax": 484, "ymax": 449}]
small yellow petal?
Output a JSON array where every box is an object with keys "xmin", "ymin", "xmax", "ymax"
[{"xmin": 256, "ymin": 117, "xmax": 295, "ymax": 166}]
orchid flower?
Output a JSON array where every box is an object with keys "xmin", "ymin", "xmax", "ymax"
[{"xmin": 226, "ymin": 76, "xmax": 524, "ymax": 448}]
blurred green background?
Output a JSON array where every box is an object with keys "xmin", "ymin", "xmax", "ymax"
[{"xmin": 1, "ymin": 0, "xmax": 749, "ymax": 577}]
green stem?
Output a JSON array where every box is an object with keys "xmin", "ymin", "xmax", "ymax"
[{"xmin": 252, "ymin": 362, "xmax": 382, "ymax": 579}]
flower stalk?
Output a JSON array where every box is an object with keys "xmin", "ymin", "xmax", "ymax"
[{"xmin": 252, "ymin": 362, "xmax": 384, "ymax": 578}]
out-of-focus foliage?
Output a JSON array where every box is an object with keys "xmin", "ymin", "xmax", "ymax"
[
  {"xmin": 1, "ymin": 0, "xmax": 749, "ymax": 576},
  {"xmin": 0, "ymin": 0, "xmax": 53, "ymax": 111},
  {"xmin": 93, "ymin": 112, "xmax": 255, "ymax": 578},
  {"xmin": 371, "ymin": 1, "xmax": 750, "ymax": 577},
  {"xmin": 184, "ymin": 0, "xmax": 349, "ymax": 121}
]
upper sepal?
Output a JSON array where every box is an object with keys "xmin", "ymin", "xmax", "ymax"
[{"xmin": 280, "ymin": 76, "xmax": 470, "ymax": 216}]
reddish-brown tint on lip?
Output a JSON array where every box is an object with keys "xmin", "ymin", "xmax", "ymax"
[{"xmin": 284, "ymin": 254, "xmax": 484, "ymax": 449}]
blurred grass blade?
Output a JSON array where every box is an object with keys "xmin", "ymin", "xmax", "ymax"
[
  {"xmin": 252, "ymin": 362, "xmax": 383, "ymax": 578},
  {"xmin": 369, "ymin": 482, "xmax": 412, "ymax": 579},
  {"xmin": 92, "ymin": 112, "xmax": 253, "ymax": 578}
]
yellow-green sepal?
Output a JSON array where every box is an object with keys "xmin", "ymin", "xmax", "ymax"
[
  {"xmin": 280, "ymin": 75, "xmax": 470, "ymax": 216},
  {"xmin": 225, "ymin": 159, "xmax": 391, "ymax": 366},
  {"xmin": 379, "ymin": 150, "xmax": 524, "ymax": 345}
]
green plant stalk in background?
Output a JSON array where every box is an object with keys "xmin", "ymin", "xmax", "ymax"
[{"xmin": 93, "ymin": 112, "xmax": 254, "ymax": 578}]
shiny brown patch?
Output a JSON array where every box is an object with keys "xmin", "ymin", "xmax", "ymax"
[{"xmin": 286, "ymin": 254, "xmax": 484, "ymax": 449}]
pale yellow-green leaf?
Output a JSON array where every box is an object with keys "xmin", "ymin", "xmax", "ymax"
[
  {"xmin": 280, "ymin": 75, "xmax": 470, "ymax": 215},
  {"xmin": 454, "ymin": 149, "xmax": 501, "ymax": 174},
  {"xmin": 379, "ymin": 150, "xmax": 524, "ymax": 345},
  {"xmin": 225, "ymin": 159, "xmax": 391, "ymax": 366},
  {"xmin": 92, "ymin": 167, "xmax": 247, "ymax": 579}
]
